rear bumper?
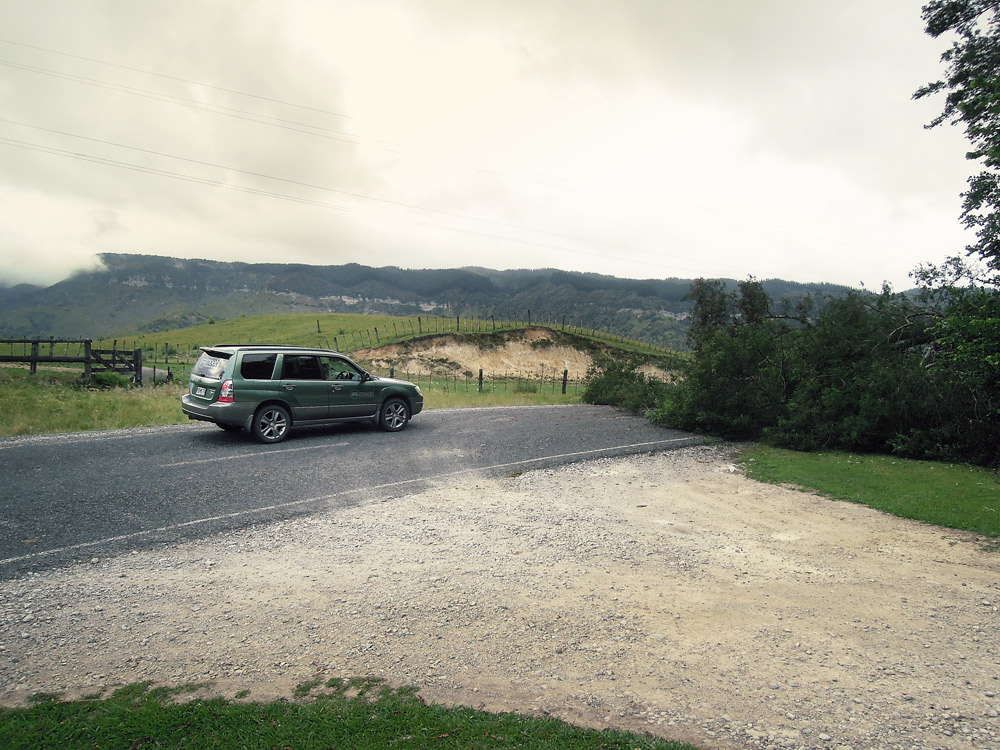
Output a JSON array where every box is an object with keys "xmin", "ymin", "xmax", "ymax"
[{"xmin": 180, "ymin": 395, "xmax": 255, "ymax": 427}]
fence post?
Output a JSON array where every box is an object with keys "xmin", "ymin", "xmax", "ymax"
[
  {"xmin": 30, "ymin": 340, "xmax": 39, "ymax": 375},
  {"xmin": 562, "ymin": 369, "xmax": 568, "ymax": 395},
  {"xmin": 134, "ymin": 348, "xmax": 142, "ymax": 386},
  {"xmin": 478, "ymin": 368, "xmax": 483, "ymax": 393},
  {"xmin": 418, "ymin": 317, "xmax": 422, "ymax": 334},
  {"xmin": 84, "ymin": 340, "xmax": 92, "ymax": 385}
]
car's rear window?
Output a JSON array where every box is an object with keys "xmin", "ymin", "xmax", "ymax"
[
  {"xmin": 240, "ymin": 353, "xmax": 277, "ymax": 380},
  {"xmin": 192, "ymin": 351, "xmax": 230, "ymax": 379}
]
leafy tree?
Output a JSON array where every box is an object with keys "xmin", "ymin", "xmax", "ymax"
[
  {"xmin": 909, "ymin": 258, "xmax": 1000, "ymax": 463},
  {"xmin": 915, "ymin": 0, "xmax": 1000, "ymax": 275},
  {"xmin": 655, "ymin": 279, "xmax": 796, "ymax": 437},
  {"xmin": 685, "ymin": 279, "xmax": 732, "ymax": 352},
  {"xmin": 770, "ymin": 290, "xmax": 939, "ymax": 454}
]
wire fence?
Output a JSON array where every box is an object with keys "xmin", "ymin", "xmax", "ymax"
[{"xmin": 2, "ymin": 315, "xmax": 676, "ymax": 387}]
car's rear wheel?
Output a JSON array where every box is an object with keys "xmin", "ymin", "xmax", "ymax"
[
  {"xmin": 379, "ymin": 398, "xmax": 410, "ymax": 432},
  {"xmin": 252, "ymin": 404, "xmax": 291, "ymax": 443}
]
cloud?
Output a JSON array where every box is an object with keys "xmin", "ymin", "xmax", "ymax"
[{"xmin": 0, "ymin": 0, "xmax": 976, "ymax": 289}]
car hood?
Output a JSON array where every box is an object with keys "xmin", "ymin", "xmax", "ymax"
[{"xmin": 372, "ymin": 377, "xmax": 419, "ymax": 388}]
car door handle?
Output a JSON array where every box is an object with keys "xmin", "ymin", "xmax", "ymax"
[
  {"xmin": 331, "ymin": 385, "xmax": 342, "ymax": 391},
  {"xmin": 283, "ymin": 384, "xmax": 296, "ymax": 390}
]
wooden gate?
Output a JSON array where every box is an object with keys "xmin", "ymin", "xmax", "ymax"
[
  {"xmin": 0, "ymin": 339, "xmax": 143, "ymax": 385},
  {"xmin": 90, "ymin": 345, "xmax": 143, "ymax": 385}
]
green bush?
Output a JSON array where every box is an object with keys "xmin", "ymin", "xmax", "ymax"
[
  {"xmin": 582, "ymin": 357, "xmax": 668, "ymax": 415},
  {"xmin": 88, "ymin": 372, "xmax": 134, "ymax": 389},
  {"xmin": 652, "ymin": 275, "xmax": 999, "ymax": 467}
]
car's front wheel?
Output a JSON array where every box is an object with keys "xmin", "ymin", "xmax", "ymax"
[
  {"xmin": 252, "ymin": 404, "xmax": 291, "ymax": 443},
  {"xmin": 379, "ymin": 398, "xmax": 410, "ymax": 432}
]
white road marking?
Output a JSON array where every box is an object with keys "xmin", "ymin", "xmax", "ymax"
[{"xmin": 161, "ymin": 442, "xmax": 349, "ymax": 468}]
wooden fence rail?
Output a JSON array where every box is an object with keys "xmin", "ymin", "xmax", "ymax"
[{"xmin": 0, "ymin": 338, "xmax": 143, "ymax": 385}]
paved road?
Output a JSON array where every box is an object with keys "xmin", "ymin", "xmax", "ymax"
[{"xmin": 0, "ymin": 405, "xmax": 701, "ymax": 579}]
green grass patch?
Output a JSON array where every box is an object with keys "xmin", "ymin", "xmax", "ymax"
[
  {"xmin": 0, "ymin": 680, "xmax": 696, "ymax": 750},
  {"xmin": 0, "ymin": 368, "xmax": 188, "ymax": 438},
  {"xmin": 743, "ymin": 443, "xmax": 1000, "ymax": 538}
]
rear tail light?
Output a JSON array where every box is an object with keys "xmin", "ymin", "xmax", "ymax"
[{"xmin": 219, "ymin": 379, "xmax": 235, "ymax": 403}]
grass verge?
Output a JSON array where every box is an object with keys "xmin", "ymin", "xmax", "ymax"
[
  {"xmin": 743, "ymin": 443, "xmax": 1000, "ymax": 538},
  {"xmin": 0, "ymin": 367, "xmax": 580, "ymax": 439},
  {"xmin": 0, "ymin": 679, "xmax": 697, "ymax": 750},
  {"xmin": 0, "ymin": 368, "xmax": 189, "ymax": 437}
]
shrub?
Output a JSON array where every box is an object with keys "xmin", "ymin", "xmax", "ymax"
[
  {"xmin": 88, "ymin": 372, "xmax": 134, "ymax": 389},
  {"xmin": 582, "ymin": 357, "xmax": 668, "ymax": 415}
]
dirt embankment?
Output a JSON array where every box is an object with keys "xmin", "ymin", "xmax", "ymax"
[
  {"xmin": 353, "ymin": 326, "xmax": 673, "ymax": 382},
  {"xmin": 2, "ymin": 443, "xmax": 998, "ymax": 750}
]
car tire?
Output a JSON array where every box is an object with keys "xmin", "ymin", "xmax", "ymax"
[
  {"xmin": 252, "ymin": 404, "xmax": 291, "ymax": 443},
  {"xmin": 379, "ymin": 398, "xmax": 410, "ymax": 432}
]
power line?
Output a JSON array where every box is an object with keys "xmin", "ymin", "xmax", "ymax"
[
  {"xmin": 0, "ymin": 137, "xmax": 350, "ymax": 212},
  {"xmin": 0, "ymin": 39, "xmax": 566, "ymax": 188},
  {"xmin": 0, "ymin": 59, "xmax": 370, "ymax": 148},
  {"xmin": 0, "ymin": 37, "xmax": 353, "ymax": 120},
  {"xmin": 0, "ymin": 40, "xmax": 761, "ymax": 277},
  {"xmin": 1, "ymin": 132, "xmax": 738, "ymax": 276},
  {"xmin": 0, "ymin": 117, "xmax": 754, "ymax": 275}
]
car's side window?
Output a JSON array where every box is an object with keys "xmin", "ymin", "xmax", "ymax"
[
  {"xmin": 240, "ymin": 353, "xmax": 277, "ymax": 380},
  {"xmin": 282, "ymin": 355, "xmax": 323, "ymax": 380},
  {"xmin": 323, "ymin": 357, "xmax": 360, "ymax": 381}
]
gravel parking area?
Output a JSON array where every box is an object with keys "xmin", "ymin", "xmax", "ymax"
[{"xmin": 2, "ymin": 443, "xmax": 998, "ymax": 749}]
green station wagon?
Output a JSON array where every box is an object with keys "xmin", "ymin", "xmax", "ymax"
[{"xmin": 181, "ymin": 345, "xmax": 423, "ymax": 443}]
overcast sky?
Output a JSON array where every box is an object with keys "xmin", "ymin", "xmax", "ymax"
[{"xmin": 0, "ymin": 1, "xmax": 976, "ymax": 290}]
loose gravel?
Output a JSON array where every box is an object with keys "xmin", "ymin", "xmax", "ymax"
[{"xmin": 2, "ymin": 443, "xmax": 998, "ymax": 750}]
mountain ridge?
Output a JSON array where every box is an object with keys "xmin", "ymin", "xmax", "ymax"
[{"xmin": 0, "ymin": 253, "xmax": 855, "ymax": 349}]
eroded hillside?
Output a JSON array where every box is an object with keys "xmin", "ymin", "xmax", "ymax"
[{"xmin": 353, "ymin": 327, "xmax": 675, "ymax": 381}]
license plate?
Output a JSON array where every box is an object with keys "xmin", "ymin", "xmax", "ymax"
[{"xmin": 195, "ymin": 386, "xmax": 207, "ymax": 397}]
